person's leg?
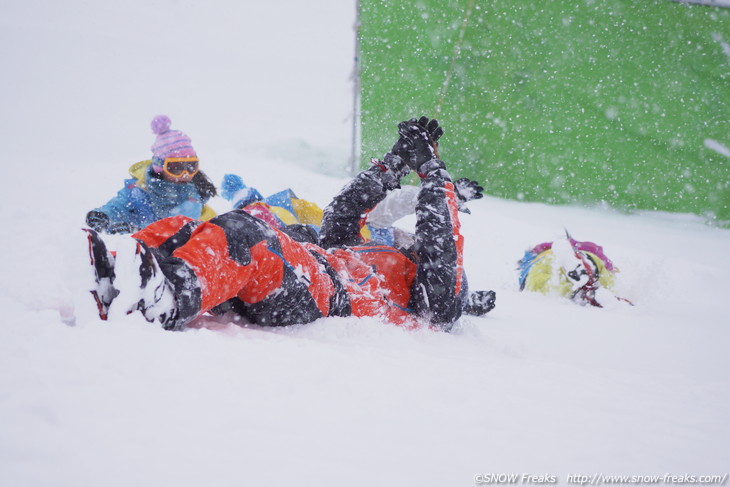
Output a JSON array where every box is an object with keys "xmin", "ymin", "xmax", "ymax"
[
  {"xmin": 132, "ymin": 215, "xmax": 200, "ymax": 257},
  {"xmin": 410, "ymin": 161, "xmax": 465, "ymax": 330}
]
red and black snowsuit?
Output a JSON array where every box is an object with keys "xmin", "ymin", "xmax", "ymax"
[{"xmin": 132, "ymin": 164, "xmax": 466, "ymax": 330}]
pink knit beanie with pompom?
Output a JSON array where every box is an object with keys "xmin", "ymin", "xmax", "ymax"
[{"xmin": 149, "ymin": 115, "xmax": 198, "ymax": 169}]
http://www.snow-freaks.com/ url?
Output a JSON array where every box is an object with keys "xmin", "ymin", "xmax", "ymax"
[{"xmin": 473, "ymin": 473, "xmax": 728, "ymax": 486}]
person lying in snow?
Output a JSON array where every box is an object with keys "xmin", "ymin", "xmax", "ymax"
[
  {"xmin": 219, "ymin": 172, "xmax": 485, "ymax": 248},
  {"xmin": 518, "ymin": 232, "xmax": 633, "ymax": 307},
  {"xmin": 85, "ymin": 115, "xmax": 217, "ymax": 234},
  {"xmin": 219, "ymin": 174, "xmax": 385, "ymax": 245},
  {"xmin": 217, "ymin": 153, "xmax": 485, "ymax": 253},
  {"xmin": 82, "ymin": 116, "xmax": 496, "ymax": 332}
]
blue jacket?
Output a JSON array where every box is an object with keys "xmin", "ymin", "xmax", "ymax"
[{"xmin": 95, "ymin": 164, "xmax": 207, "ymax": 230}]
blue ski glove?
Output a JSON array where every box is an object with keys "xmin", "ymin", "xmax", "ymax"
[
  {"xmin": 221, "ymin": 174, "xmax": 247, "ymax": 201},
  {"xmin": 221, "ymin": 174, "xmax": 264, "ymax": 209}
]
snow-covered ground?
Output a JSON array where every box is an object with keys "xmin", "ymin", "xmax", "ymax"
[{"xmin": 1, "ymin": 1, "xmax": 729, "ymax": 486}]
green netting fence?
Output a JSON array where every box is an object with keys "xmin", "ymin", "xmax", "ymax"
[{"xmin": 359, "ymin": 0, "xmax": 730, "ymax": 223}]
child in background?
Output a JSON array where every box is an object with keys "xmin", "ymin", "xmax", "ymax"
[{"xmin": 85, "ymin": 115, "xmax": 217, "ymax": 234}]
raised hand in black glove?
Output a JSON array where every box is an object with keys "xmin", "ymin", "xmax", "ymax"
[
  {"xmin": 390, "ymin": 132, "xmax": 414, "ymax": 163},
  {"xmin": 454, "ymin": 177, "xmax": 484, "ymax": 213},
  {"xmin": 417, "ymin": 116, "xmax": 444, "ymax": 147},
  {"xmin": 397, "ymin": 116, "xmax": 443, "ymax": 171},
  {"xmin": 86, "ymin": 210, "xmax": 110, "ymax": 232}
]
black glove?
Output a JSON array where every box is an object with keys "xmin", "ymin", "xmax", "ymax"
[
  {"xmin": 454, "ymin": 177, "xmax": 484, "ymax": 213},
  {"xmin": 463, "ymin": 290, "xmax": 496, "ymax": 316},
  {"xmin": 390, "ymin": 134, "xmax": 413, "ymax": 163},
  {"xmin": 397, "ymin": 116, "xmax": 443, "ymax": 171},
  {"xmin": 86, "ymin": 210, "xmax": 109, "ymax": 232},
  {"xmin": 417, "ymin": 115, "xmax": 444, "ymax": 145},
  {"xmin": 107, "ymin": 221, "xmax": 136, "ymax": 234}
]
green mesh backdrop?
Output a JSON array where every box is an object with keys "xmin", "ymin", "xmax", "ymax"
[{"xmin": 359, "ymin": 0, "xmax": 730, "ymax": 223}]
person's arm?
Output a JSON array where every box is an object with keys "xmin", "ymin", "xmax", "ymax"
[
  {"xmin": 86, "ymin": 184, "xmax": 142, "ymax": 234},
  {"xmin": 319, "ymin": 153, "xmax": 409, "ymax": 248}
]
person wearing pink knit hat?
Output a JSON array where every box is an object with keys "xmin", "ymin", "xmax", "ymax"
[
  {"xmin": 149, "ymin": 115, "xmax": 200, "ymax": 182},
  {"xmin": 85, "ymin": 115, "xmax": 217, "ymax": 234}
]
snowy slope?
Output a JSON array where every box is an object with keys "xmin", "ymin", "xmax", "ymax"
[{"xmin": 1, "ymin": 2, "xmax": 729, "ymax": 486}]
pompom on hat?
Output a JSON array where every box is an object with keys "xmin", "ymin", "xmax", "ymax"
[{"xmin": 149, "ymin": 115, "xmax": 198, "ymax": 171}]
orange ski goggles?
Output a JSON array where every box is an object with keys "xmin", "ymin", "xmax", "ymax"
[{"xmin": 162, "ymin": 157, "xmax": 200, "ymax": 178}]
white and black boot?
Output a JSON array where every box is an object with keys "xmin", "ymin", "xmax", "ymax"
[
  {"xmin": 111, "ymin": 237, "xmax": 180, "ymax": 329},
  {"xmin": 83, "ymin": 228, "xmax": 119, "ymax": 320}
]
